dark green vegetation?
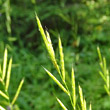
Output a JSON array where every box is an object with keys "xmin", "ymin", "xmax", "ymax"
[{"xmin": 0, "ymin": 0, "xmax": 110, "ymax": 109}]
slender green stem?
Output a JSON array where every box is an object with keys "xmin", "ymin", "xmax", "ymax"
[{"xmin": 63, "ymin": 81, "xmax": 74, "ymax": 109}]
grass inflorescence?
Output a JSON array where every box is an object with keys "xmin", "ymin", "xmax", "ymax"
[
  {"xmin": 36, "ymin": 15, "xmax": 91, "ymax": 110},
  {"xmin": 97, "ymin": 47, "xmax": 110, "ymax": 96},
  {"xmin": 0, "ymin": 48, "xmax": 24, "ymax": 109}
]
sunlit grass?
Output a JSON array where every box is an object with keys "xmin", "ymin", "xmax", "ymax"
[
  {"xmin": 36, "ymin": 15, "xmax": 91, "ymax": 110},
  {"xmin": 0, "ymin": 48, "xmax": 24, "ymax": 109},
  {"xmin": 97, "ymin": 47, "xmax": 110, "ymax": 96}
]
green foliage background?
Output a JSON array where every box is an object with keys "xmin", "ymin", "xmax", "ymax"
[{"xmin": 0, "ymin": 0, "xmax": 110, "ymax": 109}]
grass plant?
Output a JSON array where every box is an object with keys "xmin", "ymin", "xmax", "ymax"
[
  {"xmin": 36, "ymin": 16, "xmax": 91, "ymax": 110},
  {"xmin": 97, "ymin": 47, "xmax": 110, "ymax": 96},
  {"xmin": 0, "ymin": 48, "xmax": 24, "ymax": 109}
]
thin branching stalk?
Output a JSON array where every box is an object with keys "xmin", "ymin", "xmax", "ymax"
[
  {"xmin": 97, "ymin": 47, "xmax": 110, "ymax": 96},
  {"xmin": 0, "ymin": 48, "xmax": 24, "ymax": 109},
  {"xmin": 36, "ymin": 15, "xmax": 91, "ymax": 110}
]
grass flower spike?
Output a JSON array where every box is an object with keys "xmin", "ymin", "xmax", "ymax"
[
  {"xmin": 36, "ymin": 15, "xmax": 61, "ymax": 75},
  {"xmin": 0, "ymin": 48, "xmax": 24, "ymax": 109},
  {"xmin": 36, "ymin": 16, "xmax": 91, "ymax": 110},
  {"xmin": 97, "ymin": 47, "xmax": 110, "ymax": 96}
]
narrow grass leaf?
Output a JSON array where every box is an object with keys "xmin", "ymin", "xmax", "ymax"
[
  {"xmin": 2, "ymin": 48, "xmax": 8, "ymax": 80},
  {"xmin": 6, "ymin": 58, "xmax": 12, "ymax": 91},
  {"xmin": 71, "ymin": 67, "xmax": 76, "ymax": 110},
  {"xmin": 0, "ymin": 90, "xmax": 9, "ymax": 100},
  {"xmin": 59, "ymin": 37, "xmax": 65, "ymax": 81},
  {"xmin": 43, "ymin": 67, "xmax": 69, "ymax": 96},
  {"xmin": 11, "ymin": 78, "xmax": 24, "ymax": 105},
  {"xmin": 56, "ymin": 97, "xmax": 68, "ymax": 110}
]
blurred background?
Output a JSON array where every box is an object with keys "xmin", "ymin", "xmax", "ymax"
[{"xmin": 0, "ymin": 0, "xmax": 110, "ymax": 109}]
